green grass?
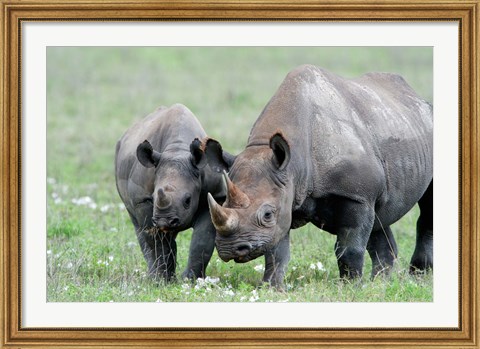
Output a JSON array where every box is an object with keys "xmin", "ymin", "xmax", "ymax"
[{"xmin": 46, "ymin": 47, "xmax": 433, "ymax": 302}]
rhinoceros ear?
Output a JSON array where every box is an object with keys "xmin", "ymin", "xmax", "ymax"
[
  {"xmin": 270, "ymin": 132, "xmax": 290, "ymax": 171},
  {"xmin": 190, "ymin": 138, "xmax": 207, "ymax": 169},
  {"xmin": 136, "ymin": 140, "xmax": 162, "ymax": 168},
  {"xmin": 204, "ymin": 138, "xmax": 234, "ymax": 173}
]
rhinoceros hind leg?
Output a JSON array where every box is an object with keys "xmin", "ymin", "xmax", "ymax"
[
  {"xmin": 367, "ymin": 225, "xmax": 398, "ymax": 278},
  {"xmin": 410, "ymin": 181, "xmax": 433, "ymax": 274}
]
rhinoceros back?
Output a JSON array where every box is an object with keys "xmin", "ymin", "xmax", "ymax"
[{"xmin": 247, "ymin": 65, "xmax": 432, "ymax": 226}]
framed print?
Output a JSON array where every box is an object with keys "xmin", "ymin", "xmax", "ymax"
[{"xmin": 1, "ymin": 0, "xmax": 478, "ymax": 348}]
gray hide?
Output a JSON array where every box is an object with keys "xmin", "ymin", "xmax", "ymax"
[
  {"xmin": 206, "ymin": 65, "xmax": 433, "ymax": 289},
  {"xmin": 115, "ymin": 104, "xmax": 233, "ymax": 281}
]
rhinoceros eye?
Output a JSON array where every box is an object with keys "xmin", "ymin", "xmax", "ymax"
[
  {"xmin": 264, "ymin": 211, "xmax": 273, "ymax": 221},
  {"xmin": 183, "ymin": 194, "xmax": 192, "ymax": 209},
  {"xmin": 257, "ymin": 204, "xmax": 276, "ymax": 227}
]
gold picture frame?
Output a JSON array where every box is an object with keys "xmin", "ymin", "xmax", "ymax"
[{"xmin": 1, "ymin": 0, "xmax": 478, "ymax": 347}]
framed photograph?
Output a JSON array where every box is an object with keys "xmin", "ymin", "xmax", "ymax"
[{"xmin": 1, "ymin": 0, "xmax": 478, "ymax": 348}]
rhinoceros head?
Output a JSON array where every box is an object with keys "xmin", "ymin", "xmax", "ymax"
[
  {"xmin": 206, "ymin": 133, "xmax": 294, "ymax": 263},
  {"xmin": 136, "ymin": 138, "xmax": 207, "ymax": 233}
]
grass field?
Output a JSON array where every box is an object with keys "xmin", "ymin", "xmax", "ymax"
[{"xmin": 47, "ymin": 47, "xmax": 433, "ymax": 302}]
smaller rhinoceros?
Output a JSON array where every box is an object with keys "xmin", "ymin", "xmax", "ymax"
[{"xmin": 115, "ymin": 104, "xmax": 234, "ymax": 281}]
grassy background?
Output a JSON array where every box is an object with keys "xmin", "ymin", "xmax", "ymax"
[{"xmin": 47, "ymin": 47, "xmax": 433, "ymax": 302}]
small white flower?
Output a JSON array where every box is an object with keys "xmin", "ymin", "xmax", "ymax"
[
  {"xmin": 224, "ymin": 289, "xmax": 235, "ymax": 297},
  {"xmin": 205, "ymin": 276, "xmax": 220, "ymax": 284},
  {"xmin": 155, "ymin": 298, "xmax": 162, "ymax": 303},
  {"xmin": 108, "ymin": 256, "xmax": 114, "ymax": 262},
  {"xmin": 72, "ymin": 196, "xmax": 92, "ymax": 205},
  {"xmin": 66, "ymin": 262, "xmax": 73, "ymax": 269},
  {"xmin": 100, "ymin": 205, "xmax": 110, "ymax": 213},
  {"xmin": 254, "ymin": 264, "xmax": 265, "ymax": 272},
  {"xmin": 110, "ymin": 227, "xmax": 118, "ymax": 233},
  {"xmin": 47, "ymin": 177, "xmax": 56, "ymax": 185},
  {"xmin": 127, "ymin": 291, "xmax": 134, "ymax": 297},
  {"xmin": 127, "ymin": 241, "xmax": 136, "ymax": 247},
  {"xmin": 240, "ymin": 296, "xmax": 246, "ymax": 301},
  {"xmin": 316, "ymin": 262, "xmax": 325, "ymax": 271},
  {"xmin": 88, "ymin": 202, "xmax": 97, "ymax": 210},
  {"xmin": 63, "ymin": 286, "xmax": 69, "ymax": 291},
  {"xmin": 118, "ymin": 203, "xmax": 125, "ymax": 210},
  {"xmin": 310, "ymin": 261, "xmax": 325, "ymax": 271},
  {"xmin": 47, "ymin": 250, "xmax": 52, "ymax": 255}
]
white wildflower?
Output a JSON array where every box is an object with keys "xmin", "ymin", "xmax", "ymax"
[
  {"xmin": 47, "ymin": 250, "xmax": 52, "ymax": 255},
  {"xmin": 66, "ymin": 262, "xmax": 73, "ymax": 269},
  {"xmin": 72, "ymin": 196, "xmax": 98, "ymax": 209},
  {"xmin": 47, "ymin": 177, "xmax": 56, "ymax": 185},
  {"xmin": 51, "ymin": 192, "xmax": 62, "ymax": 204},
  {"xmin": 224, "ymin": 289, "xmax": 235, "ymax": 297},
  {"xmin": 155, "ymin": 298, "xmax": 162, "ymax": 303},
  {"xmin": 108, "ymin": 256, "xmax": 114, "ymax": 262},
  {"xmin": 310, "ymin": 261, "xmax": 325, "ymax": 271},
  {"xmin": 205, "ymin": 276, "xmax": 220, "ymax": 284},
  {"xmin": 249, "ymin": 295, "xmax": 259, "ymax": 302},
  {"xmin": 100, "ymin": 205, "xmax": 110, "ymax": 213},
  {"xmin": 315, "ymin": 262, "xmax": 325, "ymax": 271},
  {"xmin": 249, "ymin": 289, "xmax": 259, "ymax": 302},
  {"xmin": 63, "ymin": 286, "xmax": 69, "ymax": 291},
  {"xmin": 254, "ymin": 264, "xmax": 265, "ymax": 272}
]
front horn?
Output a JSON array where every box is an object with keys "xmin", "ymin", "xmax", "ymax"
[
  {"xmin": 156, "ymin": 188, "xmax": 172, "ymax": 209},
  {"xmin": 222, "ymin": 171, "xmax": 250, "ymax": 209},
  {"xmin": 207, "ymin": 193, "xmax": 238, "ymax": 235}
]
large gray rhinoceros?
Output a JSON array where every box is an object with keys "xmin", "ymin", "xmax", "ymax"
[
  {"xmin": 115, "ymin": 104, "xmax": 234, "ymax": 281},
  {"xmin": 206, "ymin": 65, "xmax": 433, "ymax": 289}
]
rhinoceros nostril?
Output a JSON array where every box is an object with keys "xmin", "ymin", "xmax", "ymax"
[
  {"xmin": 235, "ymin": 243, "xmax": 252, "ymax": 257},
  {"xmin": 169, "ymin": 218, "xmax": 180, "ymax": 227}
]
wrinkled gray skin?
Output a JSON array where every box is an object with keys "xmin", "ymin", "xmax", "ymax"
[
  {"xmin": 115, "ymin": 104, "xmax": 234, "ymax": 281},
  {"xmin": 206, "ymin": 65, "xmax": 433, "ymax": 289}
]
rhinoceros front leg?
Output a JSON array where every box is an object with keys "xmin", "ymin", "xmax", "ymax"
[
  {"xmin": 366, "ymin": 225, "xmax": 398, "ymax": 278},
  {"xmin": 182, "ymin": 209, "xmax": 216, "ymax": 280},
  {"xmin": 263, "ymin": 232, "xmax": 290, "ymax": 290},
  {"xmin": 333, "ymin": 201, "xmax": 375, "ymax": 279},
  {"xmin": 131, "ymin": 204, "xmax": 177, "ymax": 281}
]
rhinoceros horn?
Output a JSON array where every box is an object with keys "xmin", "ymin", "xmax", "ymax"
[
  {"xmin": 207, "ymin": 193, "xmax": 238, "ymax": 235},
  {"xmin": 222, "ymin": 171, "xmax": 250, "ymax": 209},
  {"xmin": 156, "ymin": 188, "xmax": 172, "ymax": 209}
]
